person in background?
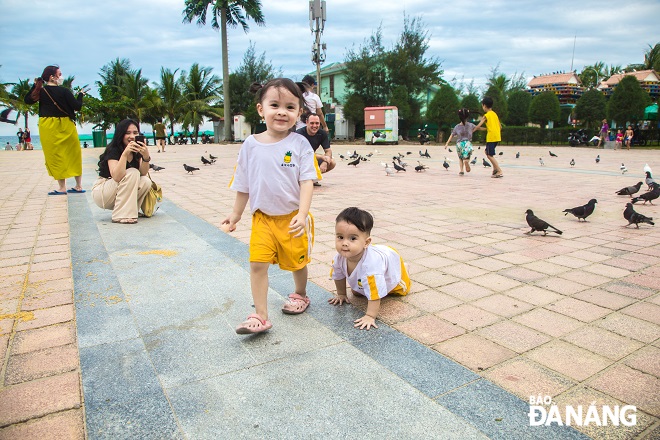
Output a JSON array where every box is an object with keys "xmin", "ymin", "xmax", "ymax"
[
  {"xmin": 615, "ymin": 129, "xmax": 623, "ymax": 150},
  {"xmin": 597, "ymin": 119, "xmax": 609, "ymax": 148},
  {"xmin": 154, "ymin": 119, "xmax": 166, "ymax": 153},
  {"xmin": 473, "ymin": 96, "xmax": 503, "ymax": 178},
  {"xmin": 625, "ymin": 125, "xmax": 634, "ymax": 150},
  {"xmin": 24, "ymin": 65, "xmax": 86, "ymax": 195},
  {"xmin": 16, "ymin": 127, "xmax": 24, "ymax": 150},
  {"xmin": 295, "ymin": 75, "xmax": 328, "ymax": 131},
  {"xmin": 295, "ymin": 113, "xmax": 335, "ymax": 186},
  {"xmin": 24, "ymin": 128, "xmax": 33, "ymax": 150},
  {"xmin": 445, "ymin": 108, "xmax": 476, "ymax": 175},
  {"xmin": 92, "ymin": 119, "xmax": 152, "ymax": 224}
]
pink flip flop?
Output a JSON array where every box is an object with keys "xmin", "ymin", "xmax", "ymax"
[
  {"xmin": 281, "ymin": 293, "xmax": 310, "ymax": 315},
  {"xmin": 235, "ymin": 314, "xmax": 272, "ymax": 334}
]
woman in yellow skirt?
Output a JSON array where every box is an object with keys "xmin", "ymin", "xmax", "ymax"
[{"xmin": 24, "ymin": 65, "xmax": 86, "ymax": 195}]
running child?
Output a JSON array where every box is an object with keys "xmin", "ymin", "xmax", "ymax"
[
  {"xmin": 473, "ymin": 97, "xmax": 503, "ymax": 178},
  {"xmin": 445, "ymin": 108, "xmax": 476, "ymax": 175},
  {"xmin": 615, "ymin": 129, "xmax": 623, "ymax": 150},
  {"xmin": 329, "ymin": 207, "xmax": 411, "ymax": 330},
  {"xmin": 223, "ymin": 78, "xmax": 322, "ymax": 335}
]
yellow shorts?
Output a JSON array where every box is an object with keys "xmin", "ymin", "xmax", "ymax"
[
  {"xmin": 389, "ymin": 251, "xmax": 411, "ymax": 296},
  {"xmin": 249, "ymin": 210, "xmax": 315, "ymax": 271}
]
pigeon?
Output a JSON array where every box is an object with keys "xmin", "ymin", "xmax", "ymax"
[
  {"xmin": 366, "ymin": 152, "xmax": 373, "ymax": 157},
  {"xmin": 525, "ymin": 209, "xmax": 563, "ymax": 235},
  {"xmin": 347, "ymin": 157, "xmax": 361, "ymax": 167},
  {"xmin": 443, "ymin": 159, "xmax": 449, "ymax": 171},
  {"xmin": 482, "ymin": 158, "xmax": 491, "ymax": 168},
  {"xmin": 415, "ymin": 162, "xmax": 429, "ymax": 172},
  {"xmin": 183, "ymin": 164, "xmax": 199, "ymax": 174},
  {"xmin": 570, "ymin": 159, "xmax": 575, "ymax": 167},
  {"xmin": 539, "ymin": 158, "xmax": 545, "ymax": 166},
  {"xmin": 448, "ymin": 148, "xmax": 453, "ymax": 152},
  {"xmin": 563, "ymin": 199, "xmax": 597, "ymax": 221},
  {"xmin": 515, "ymin": 152, "xmax": 520, "ymax": 159},
  {"xmin": 549, "ymin": 151, "xmax": 558, "ymax": 157},
  {"xmin": 470, "ymin": 157, "xmax": 477, "ymax": 165},
  {"xmin": 616, "ymin": 182, "xmax": 643, "ymax": 197},
  {"xmin": 631, "ymin": 183, "xmax": 660, "ymax": 205},
  {"xmin": 392, "ymin": 161, "xmax": 406, "ymax": 172},
  {"xmin": 620, "ymin": 163, "xmax": 627, "ymax": 174},
  {"xmin": 419, "ymin": 149, "xmax": 431, "ymax": 158},
  {"xmin": 645, "ymin": 171, "xmax": 655, "ymax": 190},
  {"xmin": 149, "ymin": 164, "xmax": 165, "ymax": 172},
  {"xmin": 623, "ymin": 203, "xmax": 654, "ymax": 228},
  {"xmin": 384, "ymin": 163, "xmax": 395, "ymax": 176},
  {"xmin": 339, "ymin": 154, "xmax": 345, "ymax": 160},
  {"xmin": 498, "ymin": 151, "xmax": 503, "ymax": 156},
  {"xmin": 406, "ymin": 151, "xmax": 412, "ymax": 155},
  {"xmin": 201, "ymin": 156, "xmax": 213, "ymax": 165},
  {"xmin": 595, "ymin": 155, "xmax": 600, "ymax": 164},
  {"xmin": 644, "ymin": 163, "xmax": 652, "ymax": 174},
  {"xmin": 209, "ymin": 154, "xmax": 218, "ymax": 160}
]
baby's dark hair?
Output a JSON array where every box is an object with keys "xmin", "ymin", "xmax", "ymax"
[
  {"xmin": 336, "ymin": 207, "xmax": 374, "ymax": 234},
  {"xmin": 481, "ymin": 96, "xmax": 494, "ymax": 109},
  {"xmin": 457, "ymin": 108, "xmax": 470, "ymax": 124},
  {"xmin": 249, "ymin": 78, "xmax": 305, "ymax": 109}
]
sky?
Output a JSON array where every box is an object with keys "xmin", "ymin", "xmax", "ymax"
[{"xmin": 1, "ymin": 0, "xmax": 659, "ymax": 136}]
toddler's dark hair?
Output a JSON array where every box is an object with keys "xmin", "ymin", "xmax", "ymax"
[
  {"xmin": 249, "ymin": 78, "xmax": 305, "ymax": 109},
  {"xmin": 481, "ymin": 96, "xmax": 494, "ymax": 108},
  {"xmin": 457, "ymin": 108, "xmax": 470, "ymax": 124},
  {"xmin": 336, "ymin": 207, "xmax": 374, "ymax": 234}
]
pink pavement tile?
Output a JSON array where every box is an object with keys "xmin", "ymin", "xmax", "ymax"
[
  {"xmin": 393, "ymin": 314, "xmax": 465, "ymax": 345},
  {"xmin": 623, "ymin": 273, "xmax": 660, "ymax": 290},
  {"xmin": 467, "ymin": 257, "xmax": 513, "ymax": 271},
  {"xmin": 491, "ymin": 252, "xmax": 535, "ymax": 265},
  {"xmin": 572, "ymin": 288, "xmax": 636, "ymax": 310},
  {"xmin": 443, "ymin": 239, "xmax": 476, "ymax": 250},
  {"xmin": 11, "ymin": 322, "xmax": 77, "ymax": 355},
  {"xmin": 440, "ymin": 263, "xmax": 488, "ymax": 279},
  {"xmin": 565, "ymin": 249, "xmax": 612, "ymax": 263},
  {"xmin": 464, "ymin": 245, "xmax": 501, "ymax": 257},
  {"xmin": 27, "ymin": 267, "xmax": 72, "ymax": 284},
  {"xmin": 5, "ymin": 343, "xmax": 79, "ymax": 385},
  {"xmin": 472, "ymin": 294, "xmax": 535, "ymax": 317},
  {"xmin": 624, "ymin": 346, "xmax": 660, "ymax": 377},
  {"xmin": 521, "ymin": 261, "xmax": 570, "ymax": 276},
  {"xmin": 483, "ymin": 358, "xmax": 576, "ymax": 400},
  {"xmin": 649, "ymin": 294, "xmax": 660, "ymax": 307},
  {"xmin": 520, "ymin": 247, "xmax": 562, "ymax": 260},
  {"xmin": 21, "ymin": 290, "xmax": 73, "ymax": 311},
  {"xmin": 598, "ymin": 313, "xmax": 660, "ymax": 343},
  {"xmin": 526, "ymin": 340, "xmax": 611, "ymax": 381},
  {"xmin": 620, "ymin": 302, "xmax": 660, "ymax": 325},
  {"xmin": 436, "ymin": 304, "xmax": 501, "ymax": 331},
  {"xmin": 403, "ymin": 290, "xmax": 463, "ymax": 312},
  {"xmin": 503, "ymin": 285, "xmax": 565, "ymax": 306},
  {"xmin": 497, "ymin": 267, "xmax": 547, "ymax": 283},
  {"xmin": 533, "ymin": 277, "xmax": 589, "ymax": 295},
  {"xmin": 0, "ymin": 335, "xmax": 8, "ymax": 367},
  {"xmin": 600, "ymin": 257, "xmax": 650, "ymax": 272},
  {"xmin": 582, "ymin": 263, "xmax": 631, "ymax": 279},
  {"xmin": 413, "ymin": 255, "xmax": 456, "ymax": 269},
  {"xmin": 0, "ymin": 265, "xmax": 29, "ymax": 278},
  {"xmin": 469, "ymin": 273, "xmax": 522, "ymax": 293},
  {"xmin": 438, "ymin": 280, "xmax": 494, "ymax": 301},
  {"xmin": 377, "ymin": 297, "xmax": 423, "ymax": 324},
  {"xmin": 0, "ymin": 371, "xmax": 81, "ymax": 426},
  {"xmin": 0, "ymin": 408, "xmax": 85, "ymax": 440},
  {"xmin": 15, "ymin": 305, "xmax": 74, "ymax": 332},
  {"xmin": 590, "ymin": 364, "xmax": 660, "ymax": 417},
  {"xmin": 619, "ymin": 252, "xmax": 660, "ymax": 265},
  {"xmin": 553, "ymin": 386, "xmax": 655, "ymax": 440},
  {"xmin": 545, "ymin": 297, "xmax": 611, "ymax": 322},
  {"xmin": 413, "ymin": 270, "xmax": 459, "ymax": 288},
  {"xmin": 433, "ymin": 333, "xmax": 517, "ymax": 372},
  {"xmin": 561, "ymin": 325, "xmax": 644, "ymax": 361},
  {"xmin": 602, "ymin": 281, "xmax": 656, "ymax": 300},
  {"xmin": 417, "ymin": 243, "xmax": 455, "ymax": 254},
  {"xmin": 441, "ymin": 249, "xmax": 480, "ymax": 262},
  {"xmin": 557, "ymin": 270, "xmax": 612, "ymax": 288},
  {"xmin": 477, "ymin": 321, "xmax": 552, "ymax": 353},
  {"xmin": 512, "ymin": 308, "xmax": 583, "ymax": 338},
  {"xmin": 546, "ymin": 255, "xmax": 592, "ymax": 269}
]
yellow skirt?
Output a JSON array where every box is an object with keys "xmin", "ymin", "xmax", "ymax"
[{"xmin": 38, "ymin": 117, "xmax": 82, "ymax": 180}]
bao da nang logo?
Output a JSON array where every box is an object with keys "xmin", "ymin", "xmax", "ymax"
[{"xmin": 528, "ymin": 396, "xmax": 637, "ymax": 427}]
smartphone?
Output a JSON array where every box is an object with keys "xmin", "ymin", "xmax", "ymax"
[{"xmin": 135, "ymin": 135, "xmax": 145, "ymax": 144}]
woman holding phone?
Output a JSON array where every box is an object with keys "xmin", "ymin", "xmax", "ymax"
[
  {"xmin": 92, "ymin": 119, "xmax": 152, "ymax": 224},
  {"xmin": 24, "ymin": 65, "xmax": 86, "ymax": 195}
]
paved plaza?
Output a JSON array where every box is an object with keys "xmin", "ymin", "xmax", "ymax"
[{"xmin": 0, "ymin": 142, "xmax": 659, "ymax": 439}]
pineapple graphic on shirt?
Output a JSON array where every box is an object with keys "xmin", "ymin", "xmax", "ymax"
[{"xmin": 284, "ymin": 151, "xmax": 292, "ymax": 163}]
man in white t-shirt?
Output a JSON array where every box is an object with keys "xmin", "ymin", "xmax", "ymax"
[{"xmin": 296, "ymin": 75, "xmax": 328, "ymax": 131}]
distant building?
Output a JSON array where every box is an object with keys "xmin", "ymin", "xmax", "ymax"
[
  {"xmin": 598, "ymin": 70, "xmax": 660, "ymax": 100},
  {"xmin": 308, "ymin": 62, "xmax": 349, "ymax": 107},
  {"xmin": 526, "ymin": 72, "xmax": 583, "ymax": 105}
]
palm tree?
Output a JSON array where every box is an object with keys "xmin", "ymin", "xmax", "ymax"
[
  {"xmin": 155, "ymin": 67, "xmax": 185, "ymax": 137},
  {"xmin": 180, "ymin": 63, "xmax": 222, "ymax": 139},
  {"xmin": 118, "ymin": 69, "xmax": 153, "ymax": 123},
  {"xmin": 182, "ymin": 0, "xmax": 265, "ymax": 142},
  {"xmin": 8, "ymin": 79, "xmax": 37, "ymax": 129},
  {"xmin": 644, "ymin": 43, "xmax": 660, "ymax": 71}
]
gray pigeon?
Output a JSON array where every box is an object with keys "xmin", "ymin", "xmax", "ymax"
[
  {"xmin": 525, "ymin": 209, "xmax": 562, "ymax": 235},
  {"xmin": 482, "ymin": 158, "xmax": 491, "ymax": 168},
  {"xmin": 645, "ymin": 171, "xmax": 655, "ymax": 191},
  {"xmin": 631, "ymin": 183, "xmax": 660, "ymax": 205},
  {"xmin": 624, "ymin": 203, "xmax": 654, "ymax": 228},
  {"xmin": 563, "ymin": 199, "xmax": 597, "ymax": 221},
  {"xmin": 616, "ymin": 182, "xmax": 643, "ymax": 197}
]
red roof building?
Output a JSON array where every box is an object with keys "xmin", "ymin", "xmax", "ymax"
[
  {"xmin": 598, "ymin": 70, "xmax": 660, "ymax": 100},
  {"xmin": 526, "ymin": 72, "xmax": 583, "ymax": 105}
]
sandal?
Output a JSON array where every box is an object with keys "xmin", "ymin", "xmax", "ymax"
[
  {"xmin": 281, "ymin": 293, "xmax": 310, "ymax": 314},
  {"xmin": 235, "ymin": 313, "xmax": 272, "ymax": 334},
  {"xmin": 112, "ymin": 218, "xmax": 138, "ymax": 224}
]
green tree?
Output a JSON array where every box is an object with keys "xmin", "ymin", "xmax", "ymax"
[
  {"xmin": 460, "ymin": 94, "xmax": 481, "ymax": 116},
  {"xmin": 644, "ymin": 43, "xmax": 660, "ymax": 71},
  {"xmin": 228, "ymin": 41, "xmax": 280, "ymax": 128},
  {"xmin": 529, "ymin": 91, "xmax": 561, "ymax": 127},
  {"xmin": 342, "ymin": 93, "xmax": 366, "ymax": 125},
  {"xmin": 7, "ymin": 79, "xmax": 36, "ymax": 129},
  {"xmin": 96, "ymin": 58, "xmax": 133, "ymax": 127},
  {"xmin": 427, "ymin": 84, "xmax": 459, "ymax": 137},
  {"xmin": 574, "ymin": 89, "xmax": 606, "ymax": 128},
  {"xmin": 183, "ymin": 0, "xmax": 265, "ymax": 142},
  {"xmin": 505, "ymin": 90, "xmax": 531, "ymax": 126},
  {"xmin": 155, "ymin": 67, "xmax": 185, "ymax": 137},
  {"xmin": 180, "ymin": 63, "xmax": 222, "ymax": 138},
  {"xmin": 483, "ymin": 86, "xmax": 508, "ymax": 122},
  {"xmin": 607, "ymin": 75, "xmax": 651, "ymax": 124},
  {"xmin": 118, "ymin": 69, "xmax": 153, "ymax": 123},
  {"xmin": 343, "ymin": 26, "xmax": 390, "ymax": 108}
]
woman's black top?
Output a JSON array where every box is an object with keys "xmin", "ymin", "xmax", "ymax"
[
  {"xmin": 98, "ymin": 146, "xmax": 141, "ymax": 179},
  {"xmin": 24, "ymin": 85, "xmax": 83, "ymax": 119}
]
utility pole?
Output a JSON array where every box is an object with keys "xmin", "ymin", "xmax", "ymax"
[{"xmin": 309, "ymin": 0, "xmax": 326, "ymax": 91}]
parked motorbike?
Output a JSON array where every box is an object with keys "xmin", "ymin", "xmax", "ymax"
[
  {"xmin": 568, "ymin": 128, "xmax": 590, "ymax": 146},
  {"xmin": 418, "ymin": 125, "xmax": 431, "ymax": 145}
]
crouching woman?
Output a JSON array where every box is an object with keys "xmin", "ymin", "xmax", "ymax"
[{"xmin": 92, "ymin": 119, "xmax": 152, "ymax": 224}]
